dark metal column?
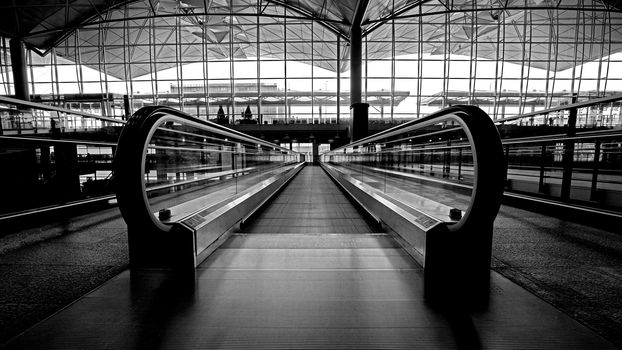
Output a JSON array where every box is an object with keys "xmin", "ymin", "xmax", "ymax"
[
  {"xmin": 312, "ymin": 141, "xmax": 319, "ymax": 165},
  {"xmin": 590, "ymin": 140, "xmax": 601, "ymax": 202},
  {"xmin": 538, "ymin": 143, "xmax": 547, "ymax": 194},
  {"xmin": 560, "ymin": 96, "xmax": 578, "ymax": 200},
  {"xmin": 350, "ymin": 25, "xmax": 362, "ymax": 105},
  {"xmin": 337, "ymin": 36, "xmax": 341, "ymax": 125},
  {"xmin": 123, "ymin": 95, "xmax": 132, "ymax": 120},
  {"xmin": 350, "ymin": 0, "xmax": 369, "ymax": 142},
  {"xmin": 54, "ymin": 144, "xmax": 81, "ymax": 202},
  {"xmin": 9, "ymin": 39, "xmax": 29, "ymax": 101}
]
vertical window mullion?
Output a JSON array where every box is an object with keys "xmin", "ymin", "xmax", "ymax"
[
  {"xmin": 76, "ymin": 28, "xmax": 84, "ymax": 95},
  {"xmin": 391, "ymin": 17, "xmax": 396, "ymax": 122},
  {"xmin": 229, "ymin": 1, "xmax": 235, "ymax": 121},
  {"xmin": 256, "ymin": 5, "xmax": 261, "ymax": 122}
]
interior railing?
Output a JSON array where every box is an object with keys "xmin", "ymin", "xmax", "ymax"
[
  {"xmin": 320, "ymin": 105, "xmax": 505, "ymax": 303},
  {"xmin": 0, "ymin": 97, "xmax": 125, "ymax": 224},
  {"xmin": 114, "ymin": 105, "xmax": 303, "ymax": 268},
  {"xmin": 0, "ymin": 95, "xmax": 125, "ymax": 135},
  {"xmin": 496, "ymin": 94, "xmax": 622, "ymax": 211}
]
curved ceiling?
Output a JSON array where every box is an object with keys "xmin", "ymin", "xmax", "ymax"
[{"xmin": 1, "ymin": 0, "xmax": 621, "ymax": 79}]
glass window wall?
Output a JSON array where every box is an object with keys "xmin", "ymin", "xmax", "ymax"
[{"xmin": 0, "ymin": 0, "xmax": 621, "ymax": 127}]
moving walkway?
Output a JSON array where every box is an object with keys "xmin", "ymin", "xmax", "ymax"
[{"xmin": 2, "ymin": 105, "xmax": 617, "ymax": 349}]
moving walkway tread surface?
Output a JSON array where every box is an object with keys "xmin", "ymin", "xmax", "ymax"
[
  {"xmin": 238, "ymin": 164, "xmax": 379, "ymax": 234},
  {"xmin": 1, "ymin": 165, "xmax": 618, "ymax": 349}
]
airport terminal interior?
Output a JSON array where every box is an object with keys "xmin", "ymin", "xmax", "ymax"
[{"xmin": 0, "ymin": 0, "xmax": 622, "ymax": 348}]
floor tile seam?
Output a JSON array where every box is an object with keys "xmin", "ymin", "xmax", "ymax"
[
  {"xmin": 250, "ymin": 218, "xmax": 369, "ymax": 220},
  {"xmin": 219, "ymin": 242, "xmax": 403, "ymax": 247},
  {"xmin": 244, "ymin": 228, "xmax": 378, "ymax": 231},
  {"xmin": 243, "ymin": 221, "xmax": 376, "ymax": 223},
  {"xmin": 230, "ymin": 233, "xmax": 389, "ymax": 235},
  {"xmin": 241, "ymin": 224, "xmax": 377, "ymax": 226},
  {"xmin": 217, "ymin": 246, "xmax": 402, "ymax": 248},
  {"xmin": 246, "ymin": 219, "xmax": 378, "ymax": 221},
  {"xmin": 243, "ymin": 223, "xmax": 374, "ymax": 225},
  {"xmin": 240, "ymin": 232, "xmax": 379, "ymax": 234},
  {"xmin": 205, "ymin": 252, "xmax": 414, "ymax": 257},
  {"xmin": 241, "ymin": 230, "xmax": 378, "ymax": 232},
  {"xmin": 58, "ymin": 325, "xmax": 450, "ymax": 330},
  {"xmin": 230, "ymin": 235, "xmax": 389, "ymax": 237},
  {"xmin": 245, "ymin": 230, "xmax": 380, "ymax": 235},
  {"xmin": 243, "ymin": 224, "xmax": 373, "ymax": 233},
  {"xmin": 257, "ymin": 213, "xmax": 365, "ymax": 216},
  {"xmin": 219, "ymin": 247, "xmax": 403, "ymax": 249},
  {"xmin": 194, "ymin": 268, "xmax": 422, "ymax": 271}
]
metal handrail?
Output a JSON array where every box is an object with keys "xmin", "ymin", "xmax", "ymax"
[
  {"xmin": 145, "ymin": 166, "xmax": 261, "ymax": 193},
  {"xmin": 0, "ymin": 95, "xmax": 126, "ymax": 125},
  {"xmin": 324, "ymin": 105, "xmax": 506, "ymax": 233},
  {"xmin": 114, "ymin": 105, "xmax": 301, "ymax": 235},
  {"xmin": 0, "ymin": 195, "xmax": 116, "ymax": 222},
  {"xmin": 0, "ymin": 134, "xmax": 118, "ymax": 147},
  {"xmin": 500, "ymin": 129, "xmax": 622, "ymax": 145},
  {"xmin": 495, "ymin": 93, "xmax": 622, "ymax": 124}
]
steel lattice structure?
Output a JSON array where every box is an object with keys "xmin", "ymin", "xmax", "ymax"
[{"xmin": 0, "ymin": 0, "xmax": 621, "ymax": 124}]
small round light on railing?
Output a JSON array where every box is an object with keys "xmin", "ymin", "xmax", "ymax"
[
  {"xmin": 449, "ymin": 208, "xmax": 462, "ymax": 221},
  {"xmin": 158, "ymin": 208, "xmax": 171, "ymax": 220}
]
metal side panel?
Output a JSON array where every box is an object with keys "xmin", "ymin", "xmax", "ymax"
[
  {"xmin": 320, "ymin": 162, "xmax": 447, "ymax": 267},
  {"xmin": 178, "ymin": 163, "xmax": 305, "ymax": 267}
]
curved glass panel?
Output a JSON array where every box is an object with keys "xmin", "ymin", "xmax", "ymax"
[
  {"xmin": 322, "ymin": 121, "xmax": 473, "ymax": 212},
  {"xmin": 142, "ymin": 117, "xmax": 300, "ymax": 221}
]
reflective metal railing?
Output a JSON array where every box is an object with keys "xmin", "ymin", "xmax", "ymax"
[
  {"xmin": 322, "ymin": 106, "xmax": 505, "ymax": 226},
  {"xmin": 497, "ymin": 95, "xmax": 622, "ymax": 211},
  {"xmin": 496, "ymin": 94, "xmax": 622, "ymax": 129},
  {"xmin": 502, "ymin": 130, "xmax": 622, "ymax": 208},
  {"xmin": 114, "ymin": 106, "xmax": 303, "ymax": 268},
  {"xmin": 0, "ymin": 95, "xmax": 125, "ymax": 135},
  {"xmin": 0, "ymin": 97, "xmax": 125, "ymax": 221},
  {"xmin": 320, "ymin": 105, "xmax": 505, "ymax": 303}
]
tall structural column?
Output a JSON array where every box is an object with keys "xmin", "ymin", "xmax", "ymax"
[
  {"xmin": 560, "ymin": 106, "xmax": 577, "ymax": 200},
  {"xmin": 350, "ymin": 5, "xmax": 369, "ymax": 142},
  {"xmin": 312, "ymin": 141, "xmax": 319, "ymax": 165},
  {"xmin": 9, "ymin": 39, "xmax": 30, "ymax": 101},
  {"xmin": 560, "ymin": 95, "xmax": 578, "ymax": 201},
  {"xmin": 123, "ymin": 95, "xmax": 132, "ymax": 120}
]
